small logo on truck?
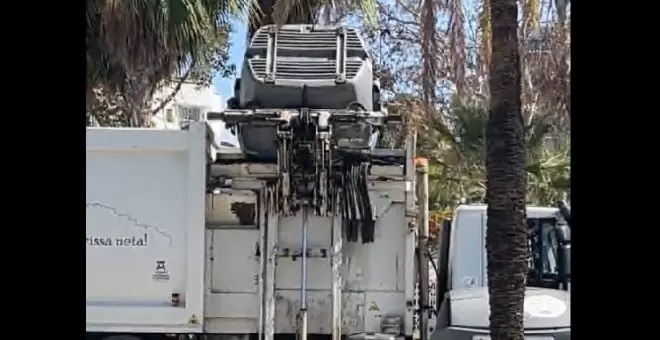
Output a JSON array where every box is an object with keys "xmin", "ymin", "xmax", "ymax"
[{"xmin": 152, "ymin": 260, "xmax": 170, "ymax": 282}]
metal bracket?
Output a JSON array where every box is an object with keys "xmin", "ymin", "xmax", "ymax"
[{"xmin": 276, "ymin": 246, "xmax": 330, "ymax": 260}]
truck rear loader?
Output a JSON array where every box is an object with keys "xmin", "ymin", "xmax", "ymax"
[
  {"xmin": 86, "ymin": 23, "xmax": 570, "ymax": 340},
  {"xmin": 87, "ymin": 24, "xmax": 434, "ymax": 340}
]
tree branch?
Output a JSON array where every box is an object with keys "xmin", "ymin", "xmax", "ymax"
[{"xmin": 150, "ymin": 61, "xmax": 196, "ymax": 115}]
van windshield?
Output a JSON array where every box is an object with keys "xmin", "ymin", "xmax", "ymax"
[{"xmin": 527, "ymin": 218, "xmax": 565, "ymax": 288}]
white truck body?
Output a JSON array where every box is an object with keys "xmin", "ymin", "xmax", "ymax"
[
  {"xmin": 86, "ymin": 123, "xmax": 427, "ymax": 337},
  {"xmin": 86, "ymin": 123, "xmax": 208, "ymax": 334}
]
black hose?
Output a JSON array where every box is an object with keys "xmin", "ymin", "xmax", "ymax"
[
  {"xmin": 346, "ymin": 164, "xmax": 359, "ymax": 242},
  {"xmin": 360, "ymin": 163, "xmax": 375, "ymax": 243}
]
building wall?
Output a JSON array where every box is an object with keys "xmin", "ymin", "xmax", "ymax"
[{"xmin": 151, "ymin": 81, "xmax": 238, "ymax": 147}]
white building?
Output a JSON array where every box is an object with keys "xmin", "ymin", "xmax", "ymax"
[{"xmin": 150, "ymin": 81, "xmax": 239, "ymax": 147}]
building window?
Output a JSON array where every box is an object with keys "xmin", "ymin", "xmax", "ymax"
[
  {"xmin": 165, "ymin": 108, "xmax": 175, "ymax": 123},
  {"xmin": 179, "ymin": 106, "xmax": 202, "ymax": 122}
]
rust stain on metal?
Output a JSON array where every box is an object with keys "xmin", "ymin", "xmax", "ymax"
[
  {"xmin": 279, "ymin": 295, "xmax": 297, "ymax": 326},
  {"xmin": 231, "ymin": 201, "xmax": 256, "ymax": 225}
]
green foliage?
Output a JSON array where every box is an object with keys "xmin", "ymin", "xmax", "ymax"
[
  {"xmin": 86, "ymin": 0, "xmax": 248, "ymax": 126},
  {"xmin": 418, "ymin": 99, "xmax": 570, "ymax": 210},
  {"xmin": 86, "ymin": 0, "xmax": 379, "ymax": 126},
  {"xmin": 254, "ymin": 0, "xmax": 378, "ymax": 32}
]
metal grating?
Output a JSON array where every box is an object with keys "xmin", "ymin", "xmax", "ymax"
[
  {"xmin": 276, "ymin": 59, "xmax": 336, "ymax": 80},
  {"xmin": 247, "ymin": 26, "xmax": 367, "ymax": 81},
  {"xmin": 250, "ymin": 27, "xmax": 365, "ymax": 51},
  {"xmin": 248, "ymin": 59, "xmax": 267, "ymax": 79},
  {"xmin": 345, "ymin": 60, "xmax": 362, "ymax": 78},
  {"xmin": 249, "ymin": 58, "xmax": 363, "ymax": 81}
]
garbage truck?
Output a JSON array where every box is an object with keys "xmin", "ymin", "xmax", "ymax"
[
  {"xmin": 430, "ymin": 203, "xmax": 571, "ymax": 340},
  {"xmin": 86, "ymin": 24, "xmax": 436, "ymax": 340}
]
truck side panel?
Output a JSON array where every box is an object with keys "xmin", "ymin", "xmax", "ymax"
[{"xmin": 86, "ymin": 125, "xmax": 207, "ymax": 334}]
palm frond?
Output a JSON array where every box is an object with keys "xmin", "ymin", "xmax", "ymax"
[
  {"xmin": 266, "ymin": 0, "xmax": 378, "ymax": 29},
  {"xmin": 424, "ymin": 100, "xmax": 569, "ymax": 208}
]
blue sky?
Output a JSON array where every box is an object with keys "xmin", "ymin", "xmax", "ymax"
[
  {"xmin": 209, "ymin": 19, "xmax": 247, "ymax": 146},
  {"xmin": 212, "ymin": 19, "xmax": 248, "ymax": 101}
]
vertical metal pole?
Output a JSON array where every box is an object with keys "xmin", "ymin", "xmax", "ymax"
[
  {"xmin": 264, "ymin": 187, "xmax": 279, "ymax": 340},
  {"xmin": 416, "ymin": 159, "xmax": 430, "ymax": 340},
  {"xmin": 258, "ymin": 189, "xmax": 267, "ymax": 340},
  {"xmin": 331, "ymin": 194, "xmax": 343, "ymax": 340},
  {"xmin": 404, "ymin": 132, "xmax": 417, "ymax": 338},
  {"xmin": 299, "ymin": 207, "xmax": 309, "ymax": 340}
]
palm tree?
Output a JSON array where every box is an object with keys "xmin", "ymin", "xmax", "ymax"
[
  {"xmin": 417, "ymin": 99, "xmax": 568, "ymax": 210},
  {"xmin": 484, "ymin": 0, "xmax": 527, "ymax": 338},
  {"xmin": 86, "ymin": 0, "xmax": 248, "ymax": 126},
  {"xmin": 87, "ymin": 0, "xmax": 378, "ymax": 126},
  {"xmin": 394, "ymin": 0, "xmax": 567, "ymax": 334}
]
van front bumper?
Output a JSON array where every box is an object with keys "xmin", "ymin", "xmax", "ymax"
[{"xmin": 431, "ymin": 326, "xmax": 570, "ymax": 340}]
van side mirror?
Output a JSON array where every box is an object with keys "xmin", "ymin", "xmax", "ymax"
[
  {"xmin": 556, "ymin": 201, "xmax": 571, "ymax": 225},
  {"xmin": 559, "ymin": 244, "xmax": 570, "ymax": 279},
  {"xmin": 560, "ymin": 244, "xmax": 571, "ymax": 280},
  {"xmin": 554, "ymin": 223, "xmax": 570, "ymax": 243},
  {"xmin": 436, "ymin": 219, "xmax": 452, "ymax": 308},
  {"xmin": 442, "ymin": 220, "xmax": 451, "ymax": 230}
]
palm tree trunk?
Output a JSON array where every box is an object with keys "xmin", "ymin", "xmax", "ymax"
[
  {"xmin": 251, "ymin": 0, "xmax": 276, "ymax": 34},
  {"xmin": 251, "ymin": 0, "xmax": 316, "ymax": 36},
  {"xmin": 485, "ymin": 0, "xmax": 527, "ymax": 339}
]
